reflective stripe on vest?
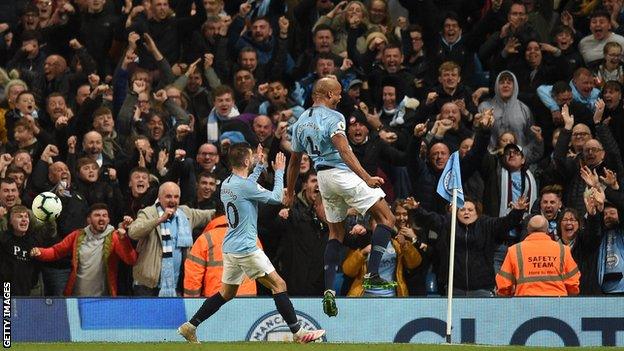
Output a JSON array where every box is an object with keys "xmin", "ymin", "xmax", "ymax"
[
  {"xmin": 515, "ymin": 240, "xmax": 576, "ymax": 284},
  {"xmin": 203, "ymin": 231, "xmax": 223, "ymax": 267},
  {"xmin": 186, "ymin": 232, "xmax": 224, "ymax": 267},
  {"xmin": 187, "ymin": 253, "xmax": 223, "ymax": 267},
  {"xmin": 498, "ymin": 269, "xmax": 516, "ymax": 284}
]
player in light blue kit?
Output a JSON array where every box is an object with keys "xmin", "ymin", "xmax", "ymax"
[
  {"xmin": 285, "ymin": 77, "xmax": 397, "ymax": 317},
  {"xmin": 178, "ymin": 143, "xmax": 325, "ymax": 344}
]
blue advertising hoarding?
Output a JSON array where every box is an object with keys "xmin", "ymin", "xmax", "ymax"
[{"xmin": 10, "ymin": 297, "xmax": 624, "ymax": 346}]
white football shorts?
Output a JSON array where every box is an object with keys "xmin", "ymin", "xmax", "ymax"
[
  {"xmin": 316, "ymin": 167, "xmax": 386, "ymax": 223},
  {"xmin": 222, "ymin": 249, "xmax": 275, "ymax": 285}
]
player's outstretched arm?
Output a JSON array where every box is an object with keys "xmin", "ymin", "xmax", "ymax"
[
  {"xmin": 285, "ymin": 151, "xmax": 303, "ymax": 206},
  {"xmin": 249, "ymin": 144, "xmax": 267, "ymax": 183},
  {"xmin": 332, "ymin": 134, "xmax": 384, "ymax": 188},
  {"xmin": 246, "ymin": 153, "xmax": 286, "ymax": 205}
]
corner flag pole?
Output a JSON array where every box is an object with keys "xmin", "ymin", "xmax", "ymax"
[{"xmin": 445, "ymin": 188, "xmax": 458, "ymax": 344}]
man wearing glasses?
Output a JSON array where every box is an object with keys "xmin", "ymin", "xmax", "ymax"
[{"xmin": 555, "ymin": 103, "xmax": 624, "ymax": 214}]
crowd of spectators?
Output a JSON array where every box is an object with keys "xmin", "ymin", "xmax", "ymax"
[{"xmin": 0, "ymin": 0, "xmax": 623, "ymax": 298}]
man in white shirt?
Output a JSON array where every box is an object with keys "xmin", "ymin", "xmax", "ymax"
[{"xmin": 579, "ymin": 9, "xmax": 624, "ymax": 65}]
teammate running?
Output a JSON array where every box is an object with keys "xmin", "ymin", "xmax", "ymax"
[{"xmin": 178, "ymin": 143, "xmax": 325, "ymax": 344}]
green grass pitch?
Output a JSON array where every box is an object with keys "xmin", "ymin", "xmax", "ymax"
[{"xmin": 9, "ymin": 343, "xmax": 624, "ymax": 351}]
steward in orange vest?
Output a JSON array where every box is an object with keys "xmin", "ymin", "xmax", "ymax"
[
  {"xmin": 496, "ymin": 215, "xmax": 580, "ymax": 296},
  {"xmin": 183, "ymin": 215, "xmax": 259, "ymax": 297}
]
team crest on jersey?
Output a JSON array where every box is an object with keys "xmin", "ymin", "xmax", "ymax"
[
  {"xmin": 337, "ymin": 121, "xmax": 345, "ymax": 131},
  {"xmin": 246, "ymin": 310, "xmax": 325, "ymax": 342}
]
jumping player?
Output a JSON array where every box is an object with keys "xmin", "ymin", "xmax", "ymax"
[
  {"xmin": 178, "ymin": 144, "xmax": 325, "ymax": 344},
  {"xmin": 285, "ymin": 77, "xmax": 397, "ymax": 317}
]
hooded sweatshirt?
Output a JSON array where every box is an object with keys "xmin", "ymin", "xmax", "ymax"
[{"xmin": 479, "ymin": 71, "xmax": 534, "ymax": 148}]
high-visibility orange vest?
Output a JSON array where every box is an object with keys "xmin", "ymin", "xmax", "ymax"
[
  {"xmin": 183, "ymin": 215, "xmax": 259, "ymax": 297},
  {"xmin": 496, "ymin": 232, "xmax": 580, "ymax": 297}
]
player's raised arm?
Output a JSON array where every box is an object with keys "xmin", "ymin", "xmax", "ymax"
[
  {"xmin": 285, "ymin": 151, "xmax": 303, "ymax": 206},
  {"xmin": 331, "ymin": 133, "xmax": 384, "ymax": 188},
  {"xmin": 249, "ymin": 144, "xmax": 267, "ymax": 183},
  {"xmin": 245, "ymin": 152, "xmax": 286, "ymax": 205}
]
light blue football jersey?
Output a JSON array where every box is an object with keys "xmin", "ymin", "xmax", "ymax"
[
  {"xmin": 290, "ymin": 105, "xmax": 349, "ymax": 170},
  {"xmin": 221, "ymin": 164, "xmax": 284, "ymax": 254}
]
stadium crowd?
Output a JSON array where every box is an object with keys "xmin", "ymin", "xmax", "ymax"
[{"xmin": 0, "ymin": 0, "xmax": 623, "ymax": 298}]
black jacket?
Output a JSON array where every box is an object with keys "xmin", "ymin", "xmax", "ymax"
[
  {"xmin": 79, "ymin": 6, "xmax": 121, "ymax": 76},
  {"xmin": 0, "ymin": 232, "xmax": 41, "ymax": 296},
  {"xmin": 350, "ymin": 134, "xmax": 407, "ymax": 177},
  {"xmin": 275, "ymin": 192, "xmax": 328, "ymax": 296},
  {"xmin": 0, "ymin": 213, "xmax": 53, "ymax": 295},
  {"xmin": 572, "ymin": 213, "xmax": 604, "ymax": 295},
  {"xmin": 413, "ymin": 207, "xmax": 525, "ymax": 291},
  {"xmin": 408, "ymin": 128, "xmax": 490, "ymax": 214}
]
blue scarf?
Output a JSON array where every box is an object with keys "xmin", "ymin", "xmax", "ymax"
[
  {"xmin": 250, "ymin": 0, "xmax": 270, "ymax": 18},
  {"xmin": 157, "ymin": 205, "xmax": 193, "ymax": 297},
  {"xmin": 598, "ymin": 228, "xmax": 624, "ymax": 293},
  {"xmin": 206, "ymin": 107, "xmax": 239, "ymax": 143}
]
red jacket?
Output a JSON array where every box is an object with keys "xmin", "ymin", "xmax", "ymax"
[{"xmin": 37, "ymin": 228, "xmax": 137, "ymax": 296}]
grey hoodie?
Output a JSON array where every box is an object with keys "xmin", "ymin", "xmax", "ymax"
[{"xmin": 478, "ymin": 71, "xmax": 543, "ymax": 164}]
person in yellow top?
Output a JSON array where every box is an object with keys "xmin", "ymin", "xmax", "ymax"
[
  {"xmin": 0, "ymin": 79, "xmax": 27, "ymax": 145},
  {"xmin": 496, "ymin": 215, "xmax": 581, "ymax": 297},
  {"xmin": 342, "ymin": 200, "xmax": 422, "ymax": 297}
]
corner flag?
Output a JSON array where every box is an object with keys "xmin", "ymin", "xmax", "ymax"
[
  {"xmin": 437, "ymin": 151, "xmax": 465, "ymax": 344},
  {"xmin": 436, "ymin": 151, "xmax": 464, "ymax": 208}
]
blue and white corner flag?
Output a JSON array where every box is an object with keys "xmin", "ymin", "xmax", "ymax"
[{"xmin": 436, "ymin": 151, "xmax": 464, "ymax": 208}]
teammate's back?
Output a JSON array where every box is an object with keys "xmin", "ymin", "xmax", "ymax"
[
  {"xmin": 221, "ymin": 163, "xmax": 283, "ymax": 255},
  {"xmin": 290, "ymin": 105, "xmax": 348, "ymax": 170}
]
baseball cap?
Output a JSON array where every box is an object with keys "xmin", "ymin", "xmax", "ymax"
[
  {"xmin": 347, "ymin": 109, "xmax": 369, "ymax": 129},
  {"xmin": 348, "ymin": 79, "xmax": 363, "ymax": 90},
  {"xmin": 219, "ymin": 131, "xmax": 246, "ymax": 145},
  {"xmin": 504, "ymin": 143, "xmax": 523, "ymax": 154}
]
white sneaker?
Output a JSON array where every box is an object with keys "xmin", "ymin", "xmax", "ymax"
[
  {"xmin": 293, "ymin": 329, "xmax": 326, "ymax": 344},
  {"xmin": 178, "ymin": 322, "xmax": 200, "ymax": 344}
]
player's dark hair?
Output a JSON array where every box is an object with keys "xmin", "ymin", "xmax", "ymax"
[
  {"xmin": 88, "ymin": 203, "xmax": 110, "ymax": 215},
  {"xmin": 228, "ymin": 143, "xmax": 252, "ymax": 168}
]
